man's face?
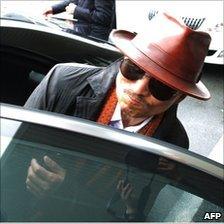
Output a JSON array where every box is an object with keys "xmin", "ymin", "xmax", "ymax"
[{"xmin": 116, "ymin": 59, "xmax": 183, "ymax": 119}]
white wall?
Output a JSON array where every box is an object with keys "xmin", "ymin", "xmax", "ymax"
[{"xmin": 116, "ymin": 1, "xmax": 223, "ymax": 33}]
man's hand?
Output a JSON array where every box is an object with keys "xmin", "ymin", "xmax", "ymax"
[
  {"xmin": 65, "ymin": 3, "xmax": 77, "ymax": 15},
  {"xmin": 26, "ymin": 156, "xmax": 66, "ymax": 198},
  {"xmin": 117, "ymin": 180, "xmax": 138, "ymax": 214},
  {"xmin": 43, "ymin": 7, "xmax": 53, "ymax": 18}
]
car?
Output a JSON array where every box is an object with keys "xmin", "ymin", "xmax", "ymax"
[
  {"xmin": 0, "ymin": 3, "xmax": 223, "ymax": 221},
  {"xmin": 1, "ymin": 103, "xmax": 223, "ymax": 222},
  {"xmin": 0, "ymin": 10, "xmax": 122, "ymax": 106},
  {"xmin": 203, "ymin": 22, "xmax": 224, "ymax": 65}
]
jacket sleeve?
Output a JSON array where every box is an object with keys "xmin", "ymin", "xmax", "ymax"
[
  {"xmin": 24, "ymin": 65, "xmax": 59, "ymax": 111},
  {"xmin": 164, "ymin": 118, "xmax": 189, "ymax": 149},
  {"xmin": 52, "ymin": 0, "xmax": 78, "ymax": 14},
  {"xmin": 153, "ymin": 105, "xmax": 189, "ymax": 149},
  {"xmin": 24, "ymin": 63, "xmax": 81, "ymax": 111},
  {"xmin": 24, "ymin": 63, "xmax": 103, "ymax": 113},
  {"xmin": 74, "ymin": 0, "xmax": 115, "ymax": 26}
]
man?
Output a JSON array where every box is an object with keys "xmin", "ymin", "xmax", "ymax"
[
  {"xmin": 25, "ymin": 12, "xmax": 211, "ymax": 216},
  {"xmin": 43, "ymin": 0, "xmax": 116, "ymax": 40}
]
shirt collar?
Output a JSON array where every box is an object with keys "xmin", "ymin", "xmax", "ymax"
[
  {"xmin": 111, "ymin": 103, "xmax": 122, "ymax": 122},
  {"xmin": 110, "ymin": 103, "xmax": 153, "ymax": 133}
]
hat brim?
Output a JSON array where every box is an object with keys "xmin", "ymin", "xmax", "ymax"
[{"xmin": 111, "ymin": 30, "xmax": 211, "ymax": 100}]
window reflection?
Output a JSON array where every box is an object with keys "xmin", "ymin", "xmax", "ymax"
[{"xmin": 1, "ymin": 118, "xmax": 223, "ymax": 222}]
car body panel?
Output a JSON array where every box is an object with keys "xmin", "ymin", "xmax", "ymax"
[{"xmin": 1, "ymin": 19, "xmax": 121, "ymax": 65}]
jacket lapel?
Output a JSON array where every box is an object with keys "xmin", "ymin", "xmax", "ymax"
[{"xmin": 74, "ymin": 60, "xmax": 121, "ymax": 120}]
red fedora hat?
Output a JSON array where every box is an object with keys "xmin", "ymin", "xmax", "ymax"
[{"xmin": 111, "ymin": 12, "xmax": 211, "ymax": 100}]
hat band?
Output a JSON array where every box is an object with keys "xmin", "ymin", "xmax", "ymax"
[{"xmin": 131, "ymin": 41, "xmax": 199, "ymax": 83}]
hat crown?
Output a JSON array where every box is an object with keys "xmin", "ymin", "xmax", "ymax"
[
  {"xmin": 110, "ymin": 12, "xmax": 211, "ymax": 100},
  {"xmin": 131, "ymin": 13, "xmax": 211, "ymax": 83}
]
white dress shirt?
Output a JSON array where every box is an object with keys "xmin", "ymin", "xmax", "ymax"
[{"xmin": 108, "ymin": 103, "xmax": 152, "ymax": 133}]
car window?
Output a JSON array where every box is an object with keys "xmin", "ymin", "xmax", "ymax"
[{"xmin": 1, "ymin": 117, "xmax": 223, "ymax": 222}]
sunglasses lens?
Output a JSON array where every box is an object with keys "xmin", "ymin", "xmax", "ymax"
[
  {"xmin": 149, "ymin": 79, "xmax": 177, "ymax": 101},
  {"xmin": 120, "ymin": 58, "xmax": 177, "ymax": 101},
  {"xmin": 120, "ymin": 59, "xmax": 145, "ymax": 80}
]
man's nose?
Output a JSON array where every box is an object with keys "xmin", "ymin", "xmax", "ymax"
[{"xmin": 132, "ymin": 76, "xmax": 150, "ymax": 95}]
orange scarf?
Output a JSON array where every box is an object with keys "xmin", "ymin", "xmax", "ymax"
[{"xmin": 97, "ymin": 86, "xmax": 164, "ymax": 136}]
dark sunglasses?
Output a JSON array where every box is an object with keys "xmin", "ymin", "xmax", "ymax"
[{"xmin": 120, "ymin": 58, "xmax": 177, "ymax": 101}]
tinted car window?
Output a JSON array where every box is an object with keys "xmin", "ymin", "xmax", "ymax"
[{"xmin": 1, "ymin": 118, "xmax": 223, "ymax": 222}]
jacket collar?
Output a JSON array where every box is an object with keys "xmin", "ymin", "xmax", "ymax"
[
  {"xmin": 86, "ymin": 59, "xmax": 122, "ymax": 96},
  {"xmin": 73, "ymin": 59, "xmax": 122, "ymax": 120}
]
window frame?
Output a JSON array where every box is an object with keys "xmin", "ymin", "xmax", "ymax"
[
  {"xmin": 1, "ymin": 103, "xmax": 223, "ymax": 221},
  {"xmin": 1, "ymin": 103, "xmax": 223, "ymax": 181}
]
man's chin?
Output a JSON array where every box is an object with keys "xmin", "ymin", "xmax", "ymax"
[{"xmin": 122, "ymin": 106, "xmax": 144, "ymax": 118}]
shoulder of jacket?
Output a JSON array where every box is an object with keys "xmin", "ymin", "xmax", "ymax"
[
  {"xmin": 51, "ymin": 63, "xmax": 103, "ymax": 80},
  {"xmin": 153, "ymin": 105, "xmax": 189, "ymax": 149}
]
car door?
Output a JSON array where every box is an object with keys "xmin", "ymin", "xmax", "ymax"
[
  {"xmin": 0, "ymin": 14, "xmax": 121, "ymax": 106},
  {"xmin": 1, "ymin": 104, "xmax": 223, "ymax": 222}
]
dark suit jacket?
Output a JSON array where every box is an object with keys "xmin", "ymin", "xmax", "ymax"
[
  {"xmin": 52, "ymin": 0, "xmax": 116, "ymax": 40},
  {"xmin": 25, "ymin": 60, "xmax": 189, "ymax": 149}
]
